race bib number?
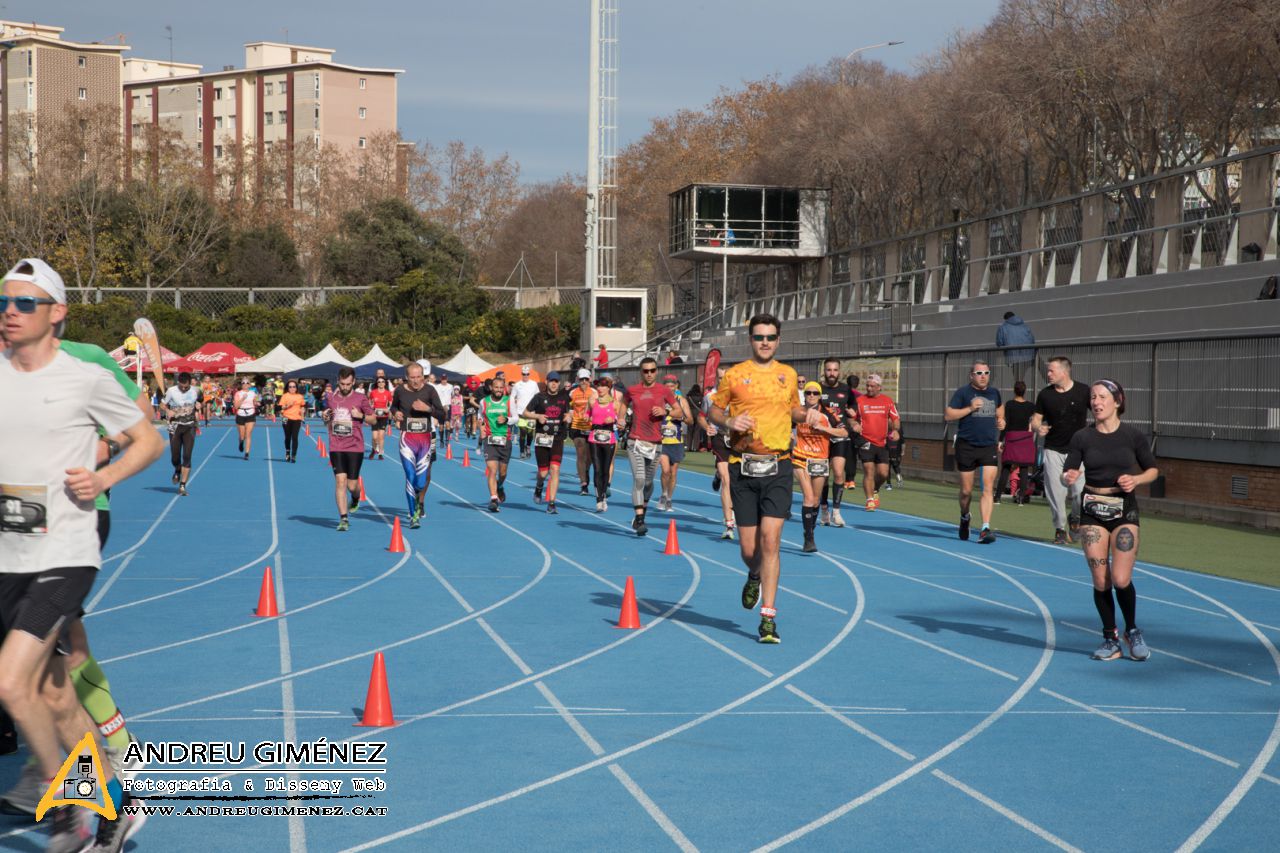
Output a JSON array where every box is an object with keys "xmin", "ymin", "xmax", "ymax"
[
  {"xmin": 632, "ymin": 440, "xmax": 659, "ymax": 460},
  {"xmin": 332, "ymin": 422, "xmax": 354, "ymax": 437},
  {"xmin": 592, "ymin": 429, "xmax": 613, "ymax": 444},
  {"xmin": 375, "ymin": 408, "xmax": 389, "ymax": 418},
  {"xmin": 487, "ymin": 434, "xmax": 507, "ymax": 446},
  {"xmin": 806, "ymin": 458, "xmax": 830, "ymax": 477},
  {"xmin": 661, "ymin": 424, "xmax": 678, "ymax": 438},
  {"xmin": 741, "ymin": 453, "xmax": 779, "ymax": 478},
  {"xmin": 1083, "ymin": 493, "xmax": 1125, "ymax": 522},
  {"xmin": 535, "ymin": 433, "xmax": 555, "ymax": 448},
  {"xmin": 0, "ymin": 484, "xmax": 48, "ymax": 534},
  {"xmin": 406, "ymin": 419, "xmax": 430, "ymax": 434}
]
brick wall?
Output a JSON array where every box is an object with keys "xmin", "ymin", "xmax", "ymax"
[{"xmin": 902, "ymin": 438, "xmax": 1280, "ymax": 514}]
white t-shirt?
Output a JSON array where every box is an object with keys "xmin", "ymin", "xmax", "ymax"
[
  {"xmin": 511, "ymin": 379, "xmax": 540, "ymax": 421},
  {"xmin": 433, "ymin": 382, "xmax": 453, "ymax": 409},
  {"xmin": 234, "ymin": 388, "xmax": 258, "ymax": 417},
  {"xmin": 0, "ymin": 349, "xmax": 145, "ymax": 573},
  {"xmin": 163, "ymin": 386, "xmax": 201, "ymax": 427}
]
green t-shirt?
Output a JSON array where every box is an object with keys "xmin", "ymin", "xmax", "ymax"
[
  {"xmin": 59, "ymin": 341, "xmax": 144, "ymax": 511},
  {"xmin": 483, "ymin": 395, "xmax": 511, "ymax": 437}
]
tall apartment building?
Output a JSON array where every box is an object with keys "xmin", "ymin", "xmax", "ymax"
[
  {"xmin": 124, "ymin": 42, "xmax": 402, "ymax": 205},
  {"xmin": 0, "ymin": 20, "xmax": 127, "ymax": 181}
]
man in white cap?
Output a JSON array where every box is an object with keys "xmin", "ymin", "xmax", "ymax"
[
  {"xmin": 0, "ymin": 259, "xmax": 163, "ymax": 850},
  {"xmin": 509, "ymin": 366, "xmax": 541, "ymax": 460}
]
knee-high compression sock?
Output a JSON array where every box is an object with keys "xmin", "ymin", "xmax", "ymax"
[
  {"xmin": 1093, "ymin": 588, "xmax": 1118, "ymax": 636},
  {"xmin": 802, "ymin": 506, "xmax": 819, "ymax": 535},
  {"xmin": 1114, "ymin": 583, "xmax": 1138, "ymax": 632},
  {"xmin": 832, "ymin": 480, "xmax": 844, "ymax": 510},
  {"xmin": 70, "ymin": 656, "xmax": 131, "ymax": 749}
]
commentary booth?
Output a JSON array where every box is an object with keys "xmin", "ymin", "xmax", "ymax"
[{"xmin": 583, "ymin": 287, "xmax": 649, "ymax": 367}]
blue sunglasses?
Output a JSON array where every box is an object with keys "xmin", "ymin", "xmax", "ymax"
[{"xmin": 0, "ymin": 295, "xmax": 59, "ymax": 313}]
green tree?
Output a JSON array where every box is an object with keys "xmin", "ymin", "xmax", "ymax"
[
  {"xmin": 323, "ymin": 198, "xmax": 471, "ymax": 287},
  {"xmin": 218, "ymin": 224, "xmax": 304, "ymax": 290}
]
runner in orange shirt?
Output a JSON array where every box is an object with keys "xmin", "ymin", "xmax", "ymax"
[
  {"xmin": 279, "ymin": 381, "xmax": 306, "ymax": 462},
  {"xmin": 568, "ymin": 368, "xmax": 594, "ymax": 496},
  {"xmin": 851, "ymin": 373, "xmax": 901, "ymax": 511},
  {"xmin": 793, "ymin": 381, "xmax": 848, "ymax": 552}
]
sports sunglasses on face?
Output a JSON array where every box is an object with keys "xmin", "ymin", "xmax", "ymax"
[
  {"xmin": 0, "ymin": 295, "xmax": 58, "ymax": 313},
  {"xmin": 751, "ymin": 333, "xmax": 779, "ymax": 342}
]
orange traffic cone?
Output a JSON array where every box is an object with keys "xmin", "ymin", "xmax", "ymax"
[
  {"xmin": 616, "ymin": 576, "xmax": 641, "ymax": 629},
  {"xmin": 354, "ymin": 652, "xmax": 397, "ymax": 727},
  {"xmin": 445, "ymin": 443, "xmax": 453, "ymax": 460},
  {"xmin": 304, "ymin": 423, "xmax": 311, "ymax": 437},
  {"xmin": 387, "ymin": 516, "xmax": 405, "ymax": 553},
  {"xmin": 461, "ymin": 449, "xmax": 471, "ymax": 468},
  {"xmin": 318, "ymin": 438, "xmax": 327, "ymax": 458},
  {"xmin": 359, "ymin": 477, "xmax": 368, "ymax": 502},
  {"xmin": 663, "ymin": 520, "xmax": 681, "ymax": 556},
  {"xmin": 254, "ymin": 566, "xmax": 279, "ymax": 617}
]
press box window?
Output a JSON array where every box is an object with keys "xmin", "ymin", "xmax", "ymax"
[{"xmin": 597, "ymin": 297, "xmax": 641, "ymax": 328}]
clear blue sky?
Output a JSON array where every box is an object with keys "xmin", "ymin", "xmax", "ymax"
[{"xmin": 20, "ymin": 1, "xmax": 1000, "ymax": 183}]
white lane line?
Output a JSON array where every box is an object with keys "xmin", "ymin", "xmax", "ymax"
[
  {"xmin": 867, "ymin": 620, "xmax": 1019, "ymax": 682},
  {"xmin": 752, "ymin": 537, "xmax": 1056, "ymax": 852},
  {"xmin": 931, "ymin": 770, "xmax": 1084, "ymax": 853},
  {"xmin": 983, "ymin": 556, "xmax": 1228, "ymax": 619},
  {"xmin": 424, "ymin": 554, "xmax": 699, "ymax": 853},
  {"xmin": 1095, "ymin": 705, "xmax": 1187, "ymax": 711},
  {"xmin": 786, "ymin": 686, "xmax": 915, "ymax": 761},
  {"xmin": 87, "ymin": 429, "xmax": 233, "ymax": 609},
  {"xmin": 1059, "ymin": 620, "xmax": 1271, "ymax": 686},
  {"xmin": 1130, "ymin": 568, "xmax": 1280, "ymax": 852},
  {"xmin": 98, "ymin": 427, "xmax": 230, "ymax": 566}
]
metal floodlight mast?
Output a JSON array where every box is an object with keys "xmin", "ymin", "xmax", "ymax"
[{"xmin": 584, "ymin": 0, "xmax": 618, "ymax": 354}]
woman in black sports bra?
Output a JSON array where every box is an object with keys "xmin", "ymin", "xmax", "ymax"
[{"xmin": 1062, "ymin": 379, "xmax": 1159, "ymax": 663}]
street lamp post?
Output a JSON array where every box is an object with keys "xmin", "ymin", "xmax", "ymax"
[{"xmin": 840, "ymin": 40, "xmax": 904, "ymax": 83}]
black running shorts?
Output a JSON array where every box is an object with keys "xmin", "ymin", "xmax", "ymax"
[
  {"xmin": 857, "ymin": 442, "xmax": 890, "ymax": 465},
  {"xmin": 728, "ymin": 461, "xmax": 793, "ymax": 527},
  {"xmin": 955, "ymin": 438, "xmax": 999, "ymax": 472},
  {"xmin": 0, "ymin": 567, "xmax": 98, "ymax": 641},
  {"xmin": 329, "ymin": 450, "xmax": 365, "ymax": 479},
  {"xmin": 235, "ymin": 414, "xmax": 257, "ymax": 425}
]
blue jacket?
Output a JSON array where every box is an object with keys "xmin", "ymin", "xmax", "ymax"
[{"xmin": 996, "ymin": 315, "xmax": 1036, "ymax": 362}]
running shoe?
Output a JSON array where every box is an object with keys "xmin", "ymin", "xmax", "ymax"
[
  {"xmin": 596, "ymin": 500, "xmax": 605, "ymax": 512},
  {"xmin": 712, "ymin": 472, "xmax": 721, "ymax": 492},
  {"xmin": 635, "ymin": 520, "xmax": 648, "ymax": 537},
  {"xmin": 178, "ymin": 484, "xmax": 188, "ymax": 497},
  {"xmin": 819, "ymin": 506, "xmax": 831, "ymax": 526},
  {"xmin": 865, "ymin": 498, "xmax": 876, "ymax": 512},
  {"xmin": 959, "ymin": 514, "xmax": 971, "ymax": 541},
  {"xmin": 896, "ymin": 473, "xmax": 903, "ymax": 485},
  {"xmin": 1068, "ymin": 514, "xmax": 1081, "ymax": 539},
  {"xmin": 409, "ymin": 512, "xmax": 421, "ymax": 530},
  {"xmin": 872, "ymin": 492, "xmax": 880, "ymax": 509},
  {"xmin": 350, "ymin": 495, "xmax": 360, "ymax": 514},
  {"xmin": 0, "ymin": 758, "xmax": 41, "ymax": 814},
  {"xmin": 533, "ymin": 484, "xmax": 544, "ymax": 503},
  {"xmin": 831, "ymin": 509, "xmax": 846, "ymax": 528},
  {"xmin": 497, "ymin": 486, "xmax": 506, "ymax": 503},
  {"xmin": 758, "ymin": 617, "xmax": 781, "ymax": 644},
  {"xmin": 1052, "ymin": 529, "xmax": 1068, "ymax": 546},
  {"xmin": 884, "ymin": 482, "xmax": 893, "ymax": 491},
  {"xmin": 488, "ymin": 499, "xmax": 500, "ymax": 513},
  {"xmin": 336, "ymin": 518, "xmax": 349, "ymax": 532},
  {"xmin": 368, "ymin": 449, "xmax": 376, "ymax": 460},
  {"xmin": 171, "ymin": 470, "xmax": 180, "ymax": 484},
  {"xmin": 547, "ymin": 501, "xmax": 558, "ymax": 515},
  {"xmin": 802, "ymin": 534, "xmax": 817, "ymax": 553},
  {"xmin": 580, "ymin": 484, "xmax": 590, "ymax": 496},
  {"xmin": 741, "ymin": 575, "xmax": 761, "ymax": 610},
  {"xmin": 86, "ymin": 792, "xmax": 147, "ymax": 853},
  {"xmin": 47, "ymin": 805, "xmax": 90, "ymax": 853},
  {"xmin": 239, "ymin": 440, "xmax": 244, "ymax": 453},
  {"xmin": 721, "ymin": 523, "xmax": 735, "ymax": 541},
  {"xmin": 378, "ymin": 453, "xmax": 384, "ymax": 460},
  {"xmin": 978, "ymin": 527, "xmax": 997, "ymax": 544},
  {"xmin": 1124, "ymin": 627, "xmax": 1151, "ymax": 661},
  {"xmin": 1092, "ymin": 636, "xmax": 1123, "ymax": 660}
]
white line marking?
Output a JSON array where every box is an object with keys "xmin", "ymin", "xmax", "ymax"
[
  {"xmin": 932, "ymin": 770, "xmax": 1084, "ymax": 852},
  {"xmin": 867, "ymin": 619, "xmax": 1019, "ymax": 681},
  {"xmin": 533, "ymin": 706, "xmax": 627, "ymax": 712},
  {"xmin": 1095, "ymin": 705, "xmax": 1188, "ymax": 711}
]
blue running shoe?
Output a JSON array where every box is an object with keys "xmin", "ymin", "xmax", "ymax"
[
  {"xmin": 1092, "ymin": 636, "xmax": 1122, "ymax": 661},
  {"xmin": 1125, "ymin": 628, "xmax": 1151, "ymax": 661}
]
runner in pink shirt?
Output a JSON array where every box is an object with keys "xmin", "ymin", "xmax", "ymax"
[{"xmin": 323, "ymin": 366, "xmax": 375, "ymax": 531}]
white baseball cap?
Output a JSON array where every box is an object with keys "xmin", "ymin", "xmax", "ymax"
[
  {"xmin": 521, "ymin": 366, "xmax": 531, "ymax": 375},
  {"xmin": 576, "ymin": 368, "xmax": 591, "ymax": 380},
  {"xmin": 4, "ymin": 258, "xmax": 66, "ymax": 304}
]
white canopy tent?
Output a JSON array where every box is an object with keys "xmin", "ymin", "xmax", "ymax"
[
  {"xmin": 353, "ymin": 344, "xmax": 400, "ymax": 368},
  {"xmin": 235, "ymin": 343, "xmax": 305, "ymax": 374},
  {"xmin": 282, "ymin": 344, "xmax": 355, "ymax": 381},
  {"xmin": 436, "ymin": 344, "xmax": 495, "ymax": 376}
]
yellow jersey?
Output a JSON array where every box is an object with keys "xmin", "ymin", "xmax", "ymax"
[{"xmin": 711, "ymin": 359, "xmax": 798, "ymax": 458}]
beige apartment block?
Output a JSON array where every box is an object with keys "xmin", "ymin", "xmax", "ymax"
[
  {"xmin": 0, "ymin": 20, "xmax": 127, "ymax": 181},
  {"xmin": 125, "ymin": 41, "xmax": 401, "ymax": 205}
]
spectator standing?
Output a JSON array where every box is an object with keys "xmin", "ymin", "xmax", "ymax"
[
  {"xmin": 996, "ymin": 311, "xmax": 1037, "ymax": 385},
  {"xmin": 997, "ymin": 380, "xmax": 1037, "ymax": 504}
]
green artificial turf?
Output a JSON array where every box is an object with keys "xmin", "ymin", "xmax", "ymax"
[{"xmin": 674, "ymin": 451, "xmax": 1280, "ymax": 588}]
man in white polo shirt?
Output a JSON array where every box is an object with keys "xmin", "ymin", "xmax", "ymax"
[
  {"xmin": 509, "ymin": 366, "xmax": 541, "ymax": 459},
  {"xmin": 0, "ymin": 259, "xmax": 163, "ymax": 851}
]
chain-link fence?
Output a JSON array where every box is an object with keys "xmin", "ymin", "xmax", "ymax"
[{"xmin": 65, "ymin": 287, "xmax": 371, "ymax": 316}]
